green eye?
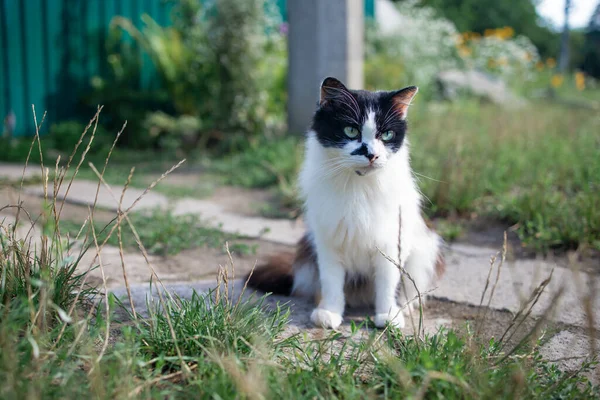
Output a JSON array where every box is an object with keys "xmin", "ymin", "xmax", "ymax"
[
  {"xmin": 381, "ymin": 130, "xmax": 395, "ymax": 141},
  {"xmin": 344, "ymin": 126, "xmax": 360, "ymax": 138}
]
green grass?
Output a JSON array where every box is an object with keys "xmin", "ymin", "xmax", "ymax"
[
  {"xmin": 409, "ymin": 101, "xmax": 600, "ymax": 252},
  {"xmin": 60, "ymin": 208, "xmax": 257, "ymax": 256},
  {"xmin": 2, "ymin": 265, "xmax": 598, "ymax": 398}
]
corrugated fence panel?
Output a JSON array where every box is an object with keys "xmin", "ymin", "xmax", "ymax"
[
  {"xmin": 1, "ymin": 0, "xmax": 175, "ymax": 136},
  {"xmin": 1, "ymin": 0, "xmax": 374, "ymax": 136},
  {"xmin": 25, "ymin": 0, "xmax": 46, "ymax": 127},
  {"xmin": 6, "ymin": 0, "xmax": 26, "ymax": 136},
  {"xmin": 0, "ymin": 1, "xmax": 7, "ymax": 120}
]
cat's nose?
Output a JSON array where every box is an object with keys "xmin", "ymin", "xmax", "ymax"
[{"xmin": 367, "ymin": 153, "xmax": 378, "ymax": 162}]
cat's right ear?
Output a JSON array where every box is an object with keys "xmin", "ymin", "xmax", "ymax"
[{"xmin": 319, "ymin": 77, "xmax": 349, "ymax": 106}]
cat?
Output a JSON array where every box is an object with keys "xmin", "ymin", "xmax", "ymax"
[{"xmin": 247, "ymin": 77, "xmax": 445, "ymax": 329}]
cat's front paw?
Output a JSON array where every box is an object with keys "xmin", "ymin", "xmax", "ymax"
[
  {"xmin": 374, "ymin": 307, "xmax": 405, "ymax": 329},
  {"xmin": 311, "ymin": 308, "xmax": 343, "ymax": 329}
]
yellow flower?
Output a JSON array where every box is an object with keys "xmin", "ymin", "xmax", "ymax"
[
  {"xmin": 551, "ymin": 74, "xmax": 564, "ymax": 88},
  {"xmin": 502, "ymin": 26, "xmax": 514, "ymax": 39},
  {"xmin": 575, "ymin": 71, "xmax": 585, "ymax": 91},
  {"xmin": 458, "ymin": 45, "xmax": 472, "ymax": 57},
  {"xmin": 536, "ymin": 61, "xmax": 544, "ymax": 71},
  {"xmin": 546, "ymin": 58, "xmax": 556, "ymax": 68},
  {"xmin": 487, "ymin": 58, "xmax": 496, "ymax": 69}
]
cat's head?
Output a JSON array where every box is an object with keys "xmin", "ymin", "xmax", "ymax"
[{"xmin": 311, "ymin": 77, "xmax": 418, "ymax": 176}]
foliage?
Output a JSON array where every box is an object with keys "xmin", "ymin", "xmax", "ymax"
[
  {"xmin": 365, "ymin": 1, "xmax": 462, "ymax": 94},
  {"xmin": 207, "ymin": 136, "xmax": 301, "ymax": 189},
  {"xmin": 395, "ymin": 0, "xmax": 562, "ymax": 59},
  {"xmin": 0, "ymin": 227, "xmax": 96, "ymax": 325},
  {"xmin": 582, "ymin": 6, "xmax": 600, "ymax": 78},
  {"xmin": 366, "ymin": 1, "xmax": 541, "ymax": 95},
  {"xmin": 84, "ymin": 26, "xmax": 171, "ymax": 148},
  {"xmin": 96, "ymin": 0, "xmax": 286, "ymax": 151},
  {"xmin": 49, "ymin": 121, "xmax": 115, "ymax": 156},
  {"xmin": 457, "ymin": 28, "xmax": 540, "ymax": 81},
  {"xmin": 409, "ymin": 101, "xmax": 600, "ymax": 252},
  {"xmin": 135, "ymin": 290, "xmax": 289, "ymax": 370},
  {"xmin": 143, "ymin": 111, "xmax": 203, "ymax": 152},
  {"xmin": 0, "ymin": 137, "xmax": 46, "ymax": 163}
]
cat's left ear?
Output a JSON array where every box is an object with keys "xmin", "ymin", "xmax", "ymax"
[
  {"xmin": 319, "ymin": 77, "xmax": 350, "ymax": 106},
  {"xmin": 390, "ymin": 86, "xmax": 418, "ymax": 119}
]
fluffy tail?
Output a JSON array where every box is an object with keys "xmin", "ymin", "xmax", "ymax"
[
  {"xmin": 246, "ymin": 252, "xmax": 295, "ymax": 296},
  {"xmin": 246, "ymin": 234, "xmax": 319, "ymax": 297}
]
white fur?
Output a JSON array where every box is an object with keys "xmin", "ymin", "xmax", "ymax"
[{"xmin": 296, "ymin": 108, "xmax": 440, "ymax": 329}]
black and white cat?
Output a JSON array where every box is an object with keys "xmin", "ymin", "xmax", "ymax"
[{"xmin": 248, "ymin": 77, "xmax": 444, "ymax": 329}]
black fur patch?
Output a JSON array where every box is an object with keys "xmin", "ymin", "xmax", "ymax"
[{"xmin": 311, "ymin": 78, "xmax": 414, "ymax": 153}]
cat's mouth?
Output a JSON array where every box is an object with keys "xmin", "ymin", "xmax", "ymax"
[{"xmin": 354, "ymin": 166, "xmax": 380, "ymax": 176}]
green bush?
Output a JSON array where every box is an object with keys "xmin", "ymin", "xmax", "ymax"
[
  {"xmin": 49, "ymin": 121, "xmax": 114, "ymax": 156},
  {"xmin": 92, "ymin": 0, "xmax": 286, "ymax": 152},
  {"xmin": 0, "ymin": 137, "xmax": 45, "ymax": 163}
]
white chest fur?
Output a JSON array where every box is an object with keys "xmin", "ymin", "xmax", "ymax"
[{"xmin": 300, "ymin": 133, "xmax": 417, "ymax": 274}]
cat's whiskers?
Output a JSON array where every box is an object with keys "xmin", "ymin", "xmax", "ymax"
[
  {"xmin": 379, "ymin": 106, "xmax": 403, "ymax": 130},
  {"xmin": 413, "ymin": 171, "xmax": 445, "ymax": 183},
  {"xmin": 325, "ymin": 87, "xmax": 361, "ymax": 123}
]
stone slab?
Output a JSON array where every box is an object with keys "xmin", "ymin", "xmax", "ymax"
[
  {"xmin": 173, "ymin": 198, "xmax": 305, "ymax": 246},
  {"xmin": 23, "ymin": 180, "xmax": 305, "ymax": 246},
  {"xmin": 437, "ymin": 245, "xmax": 600, "ymax": 329},
  {"xmin": 0, "ymin": 163, "xmax": 41, "ymax": 182},
  {"xmin": 24, "ymin": 180, "xmax": 170, "ymax": 211},
  {"xmin": 540, "ymin": 330, "xmax": 600, "ymax": 384}
]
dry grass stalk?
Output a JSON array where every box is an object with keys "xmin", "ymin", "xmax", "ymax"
[
  {"xmin": 56, "ymin": 106, "xmax": 103, "ymax": 221},
  {"xmin": 377, "ymin": 247, "xmax": 426, "ymax": 341},
  {"xmin": 86, "ymin": 163, "xmax": 190, "ymax": 374},
  {"xmin": 86, "ymin": 161, "xmax": 183, "ymax": 301},
  {"xmin": 89, "ymin": 211, "xmax": 111, "ymax": 368},
  {"xmin": 476, "ymin": 232, "xmax": 507, "ymax": 335},
  {"xmin": 498, "ymin": 268, "xmax": 555, "ymax": 347},
  {"xmin": 117, "ymin": 167, "xmax": 137, "ymax": 319},
  {"xmin": 496, "ymin": 285, "xmax": 565, "ymax": 365},
  {"xmin": 52, "ymin": 117, "xmax": 126, "ymax": 346}
]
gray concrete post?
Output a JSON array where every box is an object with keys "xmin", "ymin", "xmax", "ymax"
[{"xmin": 287, "ymin": 0, "xmax": 364, "ymax": 134}]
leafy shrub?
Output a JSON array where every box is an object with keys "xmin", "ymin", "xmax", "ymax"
[
  {"xmin": 83, "ymin": 26, "xmax": 172, "ymax": 149},
  {"xmin": 95, "ymin": 0, "xmax": 286, "ymax": 151},
  {"xmin": 365, "ymin": 1, "xmax": 461, "ymax": 94},
  {"xmin": 457, "ymin": 28, "xmax": 540, "ymax": 82},
  {"xmin": 366, "ymin": 1, "xmax": 540, "ymax": 95},
  {"xmin": 0, "ymin": 137, "xmax": 45, "ymax": 163},
  {"xmin": 49, "ymin": 121, "xmax": 114, "ymax": 156}
]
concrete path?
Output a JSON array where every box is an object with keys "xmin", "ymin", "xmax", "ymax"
[
  {"xmin": 24, "ymin": 180, "xmax": 304, "ymax": 245},
  {"xmin": 0, "ymin": 163, "xmax": 42, "ymax": 182}
]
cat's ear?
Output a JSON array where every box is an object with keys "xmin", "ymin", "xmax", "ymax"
[
  {"xmin": 320, "ymin": 77, "xmax": 350, "ymax": 106},
  {"xmin": 391, "ymin": 86, "xmax": 418, "ymax": 118}
]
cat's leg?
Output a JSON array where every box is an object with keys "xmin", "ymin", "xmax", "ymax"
[
  {"xmin": 310, "ymin": 245, "xmax": 345, "ymax": 329},
  {"xmin": 400, "ymin": 221, "xmax": 442, "ymax": 311},
  {"xmin": 373, "ymin": 244, "xmax": 405, "ymax": 328}
]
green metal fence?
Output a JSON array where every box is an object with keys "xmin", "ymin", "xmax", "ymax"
[{"xmin": 1, "ymin": 0, "xmax": 374, "ymax": 137}]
